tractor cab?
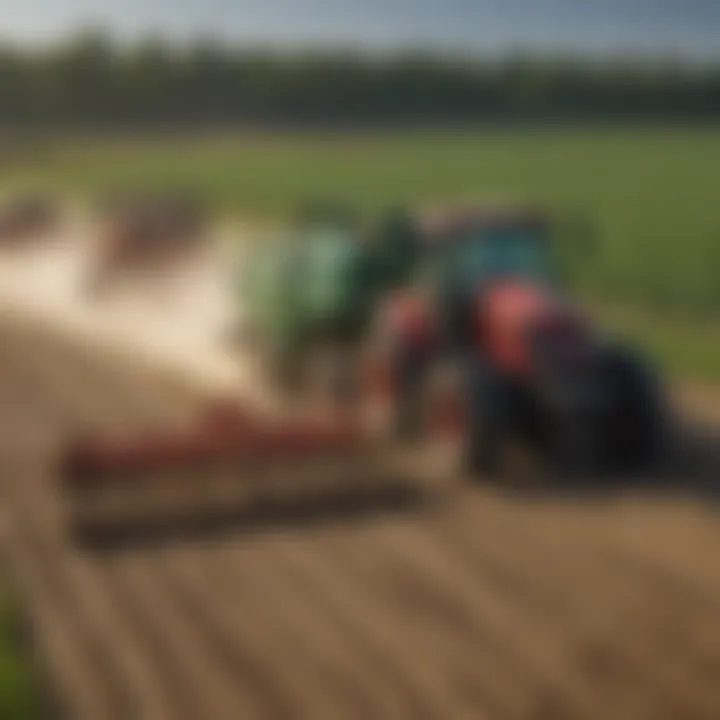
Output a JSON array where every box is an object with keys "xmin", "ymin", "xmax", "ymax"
[
  {"xmin": 406, "ymin": 206, "xmax": 560, "ymax": 351},
  {"xmin": 414, "ymin": 205, "xmax": 558, "ymax": 296}
]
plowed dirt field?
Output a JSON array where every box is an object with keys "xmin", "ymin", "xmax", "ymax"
[{"xmin": 1, "ymin": 309, "xmax": 719, "ymax": 720}]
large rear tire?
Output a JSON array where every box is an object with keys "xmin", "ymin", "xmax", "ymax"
[
  {"xmin": 463, "ymin": 358, "xmax": 502, "ymax": 476},
  {"xmin": 598, "ymin": 346, "xmax": 667, "ymax": 474},
  {"xmin": 463, "ymin": 360, "xmax": 557, "ymax": 487}
]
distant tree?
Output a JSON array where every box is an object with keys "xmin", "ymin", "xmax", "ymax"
[{"xmin": 0, "ymin": 33, "xmax": 719, "ymax": 127}]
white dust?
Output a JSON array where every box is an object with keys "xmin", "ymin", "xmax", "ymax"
[{"xmin": 0, "ymin": 216, "xmax": 254, "ymax": 394}]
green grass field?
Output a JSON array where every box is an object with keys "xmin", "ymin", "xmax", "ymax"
[
  {"xmin": 0, "ymin": 590, "xmax": 40, "ymax": 719},
  {"xmin": 7, "ymin": 126, "xmax": 720, "ymax": 379}
]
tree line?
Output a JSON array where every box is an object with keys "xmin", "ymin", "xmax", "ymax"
[{"xmin": 1, "ymin": 32, "xmax": 720, "ymax": 127}]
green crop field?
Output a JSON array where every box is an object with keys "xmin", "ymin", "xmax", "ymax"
[{"xmin": 5, "ymin": 126, "xmax": 720, "ymax": 379}]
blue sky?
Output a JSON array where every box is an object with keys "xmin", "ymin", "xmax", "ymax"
[{"xmin": 1, "ymin": 0, "xmax": 718, "ymax": 57}]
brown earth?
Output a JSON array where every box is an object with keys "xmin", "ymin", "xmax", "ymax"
[{"xmin": 0, "ymin": 312, "xmax": 719, "ymax": 720}]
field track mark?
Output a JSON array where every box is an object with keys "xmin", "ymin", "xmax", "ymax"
[
  {"xmin": 179, "ymin": 539, "xmax": 415, "ymax": 720},
  {"xmin": 105, "ymin": 555, "xmax": 261, "ymax": 720},
  {"xmin": 0, "ymin": 315, "xmax": 213, "ymax": 720},
  {"xmin": 270, "ymin": 528, "xmax": 502, "ymax": 720},
  {"xmin": 437, "ymin": 496, "xmax": 720, "ymax": 718},
  {"xmin": 162, "ymin": 544, "xmax": 360, "ymax": 720},
  {"xmin": 0, "ymin": 440, "xmax": 185, "ymax": 720},
  {"xmin": 317, "ymin": 517, "xmax": 616, "ymax": 720},
  {"xmin": 0, "ymin": 494, "xmax": 182, "ymax": 720},
  {"xmin": 0, "ymin": 522, "xmax": 112, "ymax": 720},
  {"xmin": 277, "ymin": 523, "xmax": 536, "ymax": 720}
]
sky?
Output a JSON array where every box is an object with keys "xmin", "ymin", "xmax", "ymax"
[{"xmin": 0, "ymin": 0, "xmax": 719, "ymax": 57}]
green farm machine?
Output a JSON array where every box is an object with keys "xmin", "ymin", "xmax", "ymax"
[{"xmin": 233, "ymin": 203, "xmax": 420, "ymax": 396}]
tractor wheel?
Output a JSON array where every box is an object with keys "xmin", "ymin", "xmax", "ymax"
[
  {"xmin": 598, "ymin": 347, "xmax": 667, "ymax": 474},
  {"xmin": 463, "ymin": 360, "xmax": 552, "ymax": 487},
  {"xmin": 463, "ymin": 359, "xmax": 512, "ymax": 477}
]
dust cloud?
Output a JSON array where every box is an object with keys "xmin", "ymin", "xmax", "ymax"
[{"xmin": 0, "ymin": 215, "xmax": 253, "ymax": 394}]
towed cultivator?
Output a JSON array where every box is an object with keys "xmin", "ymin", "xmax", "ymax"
[{"xmin": 58, "ymin": 391, "xmax": 447, "ymax": 546}]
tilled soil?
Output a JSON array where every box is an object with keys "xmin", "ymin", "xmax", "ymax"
[{"xmin": 1, "ymin": 313, "xmax": 719, "ymax": 720}]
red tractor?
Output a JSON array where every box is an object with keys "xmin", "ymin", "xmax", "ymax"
[{"xmin": 367, "ymin": 205, "xmax": 668, "ymax": 482}]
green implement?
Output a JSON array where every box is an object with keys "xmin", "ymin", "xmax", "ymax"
[{"xmin": 235, "ymin": 205, "xmax": 419, "ymax": 394}]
